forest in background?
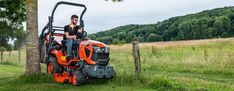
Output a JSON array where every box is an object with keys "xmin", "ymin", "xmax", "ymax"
[{"xmin": 88, "ymin": 6, "xmax": 234, "ymax": 44}]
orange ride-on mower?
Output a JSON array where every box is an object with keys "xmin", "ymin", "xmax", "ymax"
[{"xmin": 39, "ymin": 1, "xmax": 115, "ymax": 86}]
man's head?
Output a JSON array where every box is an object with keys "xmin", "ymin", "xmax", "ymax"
[{"xmin": 71, "ymin": 15, "xmax": 78, "ymax": 25}]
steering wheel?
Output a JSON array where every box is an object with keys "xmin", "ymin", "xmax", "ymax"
[{"xmin": 77, "ymin": 31, "xmax": 87, "ymax": 39}]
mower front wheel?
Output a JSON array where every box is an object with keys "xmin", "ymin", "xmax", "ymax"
[
  {"xmin": 72, "ymin": 71, "xmax": 85, "ymax": 86},
  {"xmin": 47, "ymin": 57, "xmax": 61, "ymax": 74}
]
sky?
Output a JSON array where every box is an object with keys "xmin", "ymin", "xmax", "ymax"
[{"xmin": 38, "ymin": 0, "xmax": 234, "ymax": 34}]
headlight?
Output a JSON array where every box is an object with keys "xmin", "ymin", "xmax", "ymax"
[
  {"xmin": 94, "ymin": 47, "xmax": 101, "ymax": 53},
  {"xmin": 93, "ymin": 46, "xmax": 109, "ymax": 53},
  {"xmin": 104, "ymin": 47, "xmax": 109, "ymax": 53}
]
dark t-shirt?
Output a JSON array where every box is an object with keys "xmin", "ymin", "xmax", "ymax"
[{"xmin": 64, "ymin": 25, "xmax": 80, "ymax": 39}]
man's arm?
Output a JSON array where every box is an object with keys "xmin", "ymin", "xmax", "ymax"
[
  {"xmin": 64, "ymin": 26, "xmax": 76, "ymax": 39},
  {"xmin": 65, "ymin": 32, "xmax": 76, "ymax": 39}
]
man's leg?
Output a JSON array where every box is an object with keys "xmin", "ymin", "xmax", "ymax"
[
  {"xmin": 66, "ymin": 39, "xmax": 73, "ymax": 56},
  {"xmin": 72, "ymin": 40, "xmax": 79, "ymax": 58}
]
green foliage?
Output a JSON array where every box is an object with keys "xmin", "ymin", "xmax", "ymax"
[
  {"xmin": 89, "ymin": 6, "xmax": 234, "ymax": 44},
  {"xmin": 111, "ymin": 38, "xmax": 126, "ymax": 45},
  {"xmin": 0, "ymin": 0, "xmax": 26, "ymax": 26},
  {"xmin": 0, "ymin": 47, "xmax": 6, "ymax": 52},
  {"xmin": 147, "ymin": 33, "xmax": 163, "ymax": 42},
  {"xmin": 0, "ymin": 0, "xmax": 26, "ymax": 49},
  {"xmin": 112, "ymin": 38, "xmax": 120, "ymax": 45},
  {"xmin": 14, "ymin": 27, "xmax": 26, "ymax": 50},
  {"xmin": 96, "ymin": 36, "xmax": 113, "ymax": 44},
  {"xmin": 5, "ymin": 44, "xmax": 13, "ymax": 51}
]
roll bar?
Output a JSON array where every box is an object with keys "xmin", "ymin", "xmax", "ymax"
[{"xmin": 50, "ymin": 1, "xmax": 87, "ymax": 28}]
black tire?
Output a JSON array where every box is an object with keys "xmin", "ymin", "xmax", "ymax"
[
  {"xmin": 40, "ymin": 42, "xmax": 47, "ymax": 63},
  {"xmin": 72, "ymin": 70, "xmax": 85, "ymax": 86},
  {"xmin": 47, "ymin": 57, "xmax": 61, "ymax": 74}
]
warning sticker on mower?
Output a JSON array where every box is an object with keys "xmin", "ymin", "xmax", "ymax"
[{"xmin": 61, "ymin": 56, "xmax": 66, "ymax": 61}]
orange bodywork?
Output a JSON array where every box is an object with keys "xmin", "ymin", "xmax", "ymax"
[
  {"xmin": 53, "ymin": 66, "xmax": 78, "ymax": 84},
  {"xmin": 49, "ymin": 37, "xmax": 108, "ymax": 66},
  {"xmin": 51, "ymin": 50, "xmax": 79, "ymax": 65},
  {"xmin": 47, "ymin": 34, "xmax": 108, "ymax": 84},
  {"xmin": 54, "ymin": 72, "xmax": 74, "ymax": 83},
  {"xmin": 79, "ymin": 40, "xmax": 107, "ymax": 65},
  {"xmin": 47, "ymin": 62, "xmax": 53, "ymax": 74}
]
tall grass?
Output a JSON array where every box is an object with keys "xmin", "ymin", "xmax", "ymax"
[
  {"xmin": 110, "ymin": 39, "xmax": 234, "ymax": 91},
  {"xmin": 0, "ymin": 38, "xmax": 234, "ymax": 91}
]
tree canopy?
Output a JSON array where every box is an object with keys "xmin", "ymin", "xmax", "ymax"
[
  {"xmin": 88, "ymin": 6, "xmax": 234, "ymax": 44},
  {"xmin": 0, "ymin": 0, "xmax": 26, "ymax": 50}
]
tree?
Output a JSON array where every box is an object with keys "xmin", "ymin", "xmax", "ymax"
[
  {"xmin": 220, "ymin": 16, "xmax": 231, "ymax": 37},
  {"xmin": 137, "ymin": 36, "xmax": 145, "ymax": 42},
  {"xmin": 112, "ymin": 38, "xmax": 121, "ymax": 45},
  {"xmin": 214, "ymin": 16, "xmax": 231, "ymax": 38},
  {"xmin": 0, "ymin": 47, "xmax": 6, "ymax": 62},
  {"xmin": 117, "ymin": 32, "xmax": 125, "ymax": 40},
  {"xmin": 178, "ymin": 21, "xmax": 192, "ymax": 40},
  {"xmin": 87, "ymin": 34, "xmax": 96, "ymax": 40},
  {"xmin": 205, "ymin": 28, "xmax": 215, "ymax": 38},
  {"xmin": 146, "ymin": 33, "xmax": 163, "ymax": 42},
  {"xmin": 96, "ymin": 37, "xmax": 113, "ymax": 44},
  {"xmin": 221, "ymin": 32, "xmax": 229, "ymax": 38},
  {"xmin": 231, "ymin": 23, "xmax": 234, "ymax": 36},
  {"xmin": 7, "ymin": 44, "xmax": 13, "ymax": 62},
  {"xmin": 0, "ymin": 0, "xmax": 26, "ymax": 26},
  {"xmin": 0, "ymin": 0, "xmax": 26, "ymax": 61},
  {"xmin": 25, "ymin": 0, "xmax": 40, "ymax": 75},
  {"xmin": 213, "ymin": 20, "xmax": 223, "ymax": 37},
  {"xmin": 14, "ymin": 27, "xmax": 26, "ymax": 63}
]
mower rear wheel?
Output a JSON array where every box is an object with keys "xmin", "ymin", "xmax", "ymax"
[
  {"xmin": 72, "ymin": 71, "xmax": 85, "ymax": 86},
  {"xmin": 40, "ymin": 42, "xmax": 47, "ymax": 63}
]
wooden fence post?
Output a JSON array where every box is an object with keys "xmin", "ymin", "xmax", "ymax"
[{"xmin": 132, "ymin": 40, "xmax": 141, "ymax": 79}]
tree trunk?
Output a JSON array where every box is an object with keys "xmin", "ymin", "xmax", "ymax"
[
  {"xmin": 18, "ymin": 49, "xmax": 21, "ymax": 63},
  {"xmin": 25, "ymin": 0, "xmax": 40, "ymax": 75},
  {"xmin": 8, "ymin": 51, "xmax": 11, "ymax": 62},
  {"xmin": 0, "ymin": 51, "xmax": 3, "ymax": 62}
]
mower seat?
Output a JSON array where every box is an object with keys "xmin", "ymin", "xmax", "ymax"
[
  {"xmin": 61, "ymin": 40, "xmax": 67, "ymax": 46},
  {"xmin": 61, "ymin": 39, "xmax": 78, "ymax": 53}
]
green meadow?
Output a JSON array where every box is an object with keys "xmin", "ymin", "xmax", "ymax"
[{"xmin": 0, "ymin": 38, "xmax": 234, "ymax": 91}]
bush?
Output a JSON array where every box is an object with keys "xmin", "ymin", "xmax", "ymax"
[{"xmin": 147, "ymin": 33, "xmax": 163, "ymax": 42}]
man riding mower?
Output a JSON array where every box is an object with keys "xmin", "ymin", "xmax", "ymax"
[{"xmin": 39, "ymin": 1, "xmax": 116, "ymax": 86}]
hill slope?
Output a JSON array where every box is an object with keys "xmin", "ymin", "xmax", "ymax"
[{"xmin": 88, "ymin": 6, "xmax": 234, "ymax": 44}]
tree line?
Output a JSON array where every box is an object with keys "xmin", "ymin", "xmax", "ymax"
[{"xmin": 88, "ymin": 6, "xmax": 234, "ymax": 44}]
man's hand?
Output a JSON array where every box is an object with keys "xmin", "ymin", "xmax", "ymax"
[
  {"xmin": 72, "ymin": 35, "xmax": 76, "ymax": 39},
  {"xmin": 78, "ymin": 29, "xmax": 82, "ymax": 33}
]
